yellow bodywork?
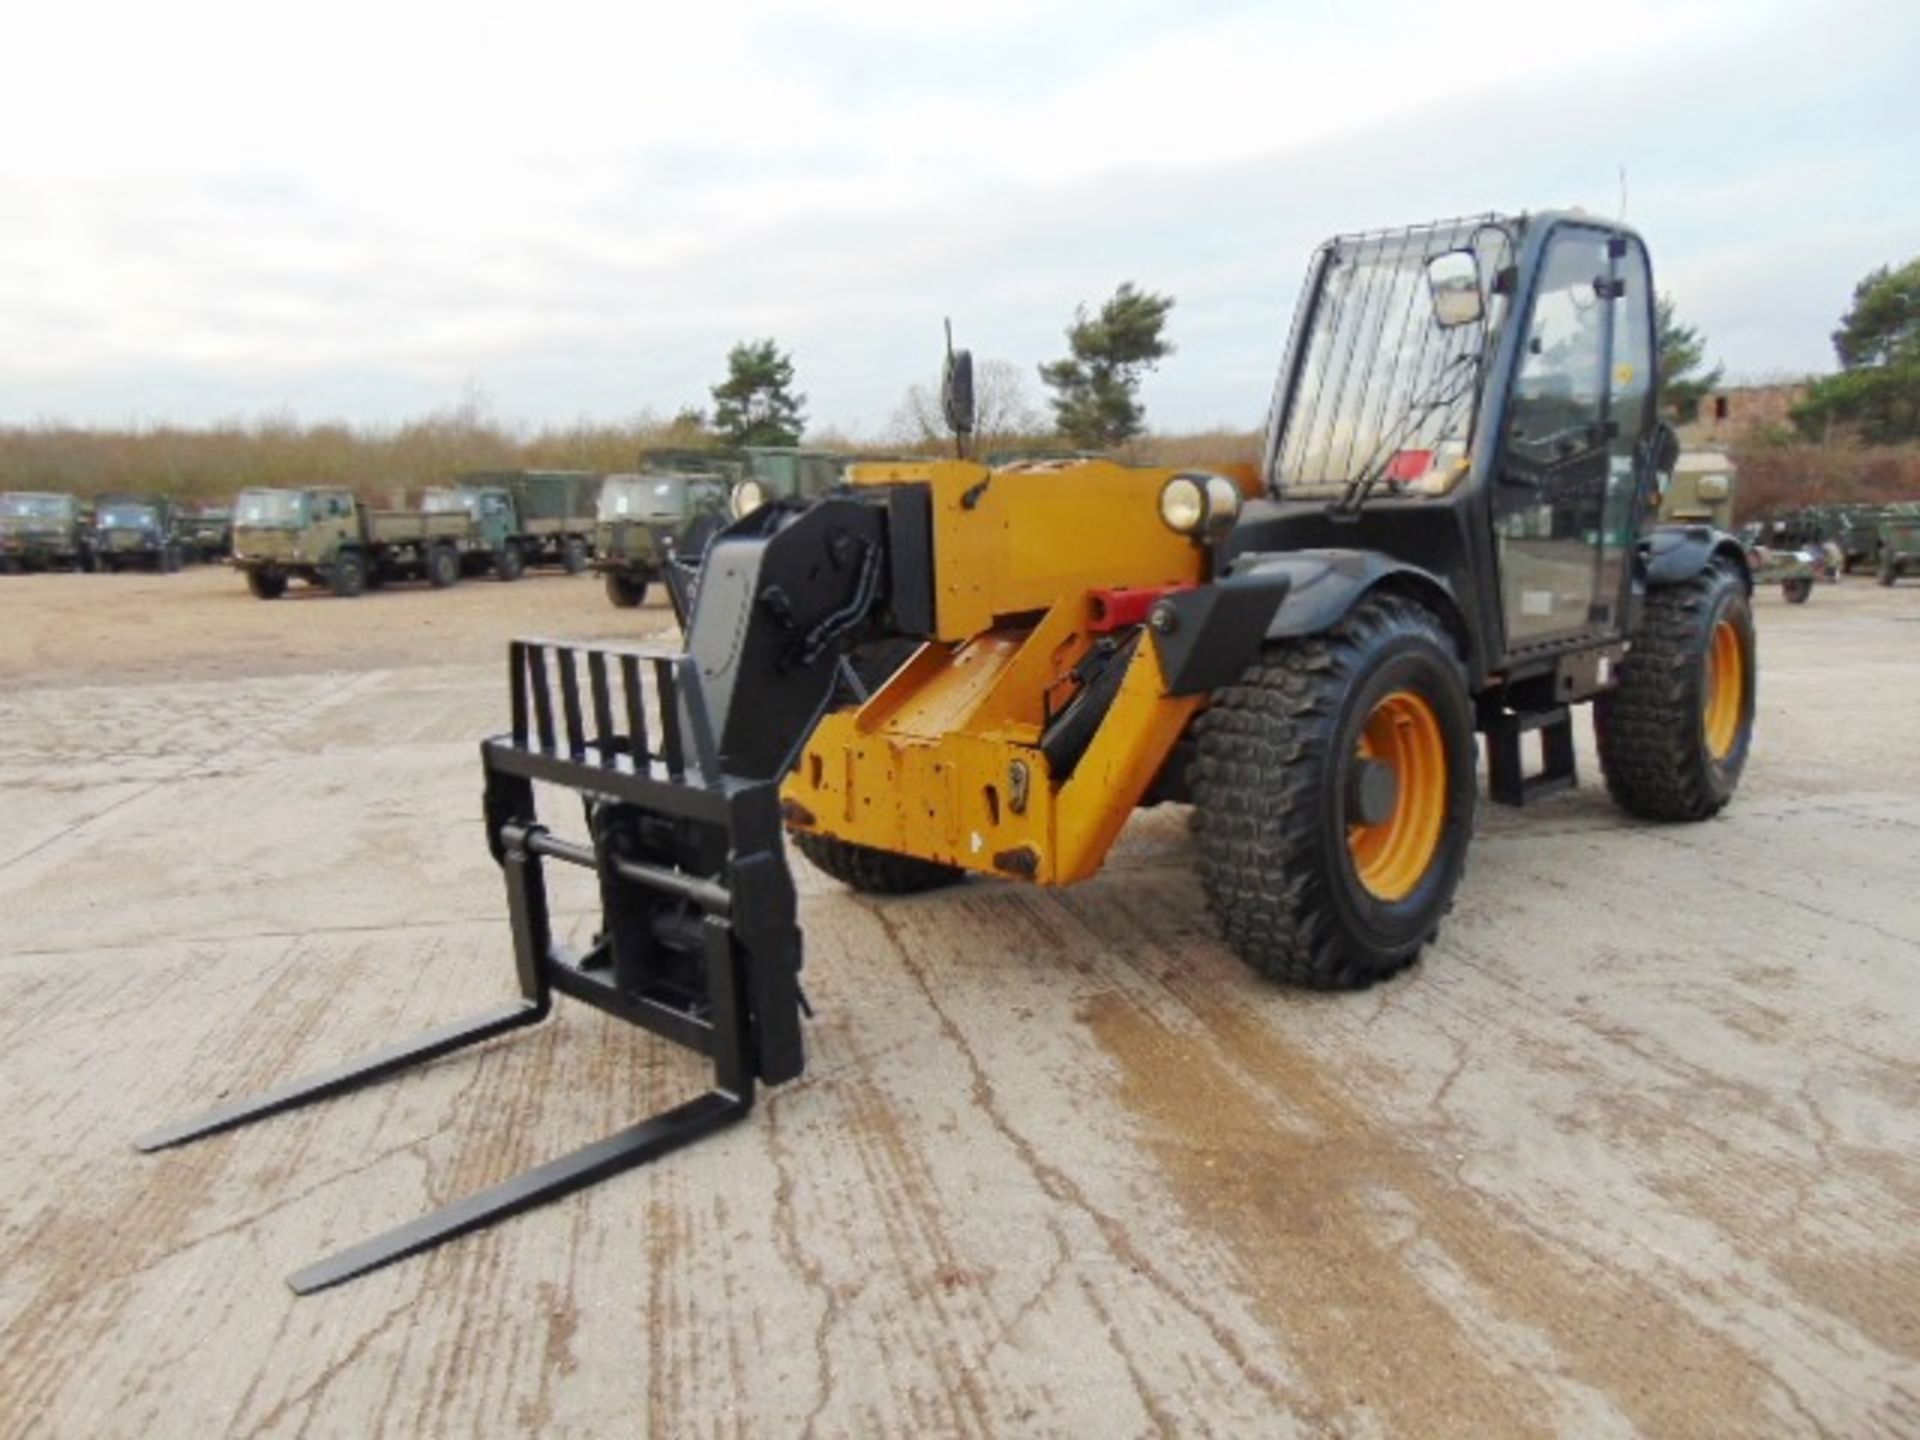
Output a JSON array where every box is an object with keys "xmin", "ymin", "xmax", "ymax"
[{"xmin": 780, "ymin": 458, "xmax": 1252, "ymax": 886}]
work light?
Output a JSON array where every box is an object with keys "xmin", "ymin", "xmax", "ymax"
[{"xmin": 730, "ymin": 479, "xmax": 768, "ymax": 518}]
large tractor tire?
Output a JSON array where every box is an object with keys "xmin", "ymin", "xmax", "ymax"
[
  {"xmin": 427, "ymin": 543, "xmax": 461, "ymax": 589},
  {"xmin": 1192, "ymin": 594, "xmax": 1478, "ymax": 990},
  {"xmin": 792, "ymin": 831, "xmax": 964, "ymax": 896},
  {"xmin": 1596, "ymin": 558, "xmax": 1754, "ymax": 822},
  {"xmin": 330, "ymin": 550, "xmax": 369, "ymax": 598},
  {"xmin": 245, "ymin": 569, "xmax": 287, "ymax": 600},
  {"xmin": 605, "ymin": 571, "xmax": 647, "ymax": 608}
]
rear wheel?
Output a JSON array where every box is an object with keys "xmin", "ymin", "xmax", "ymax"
[
  {"xmin": 605, "ymin": 571, "xmax": 647, "ymax": 608},
  {"xmin": 793, "ymin": 831, "xmax": 964, "ymax": 895},
  {"xmin": 1596, "ymin": 558, "xmax": 1754, "ymax": 821},
  {"xmin": 330, "ymin": 550, "xmax": 368, "ymax": 598},
  {"xmin": 1783, "ymin": 576, "xmax": 1813, "ymax": 603},
  {"xmin": 495, "ymin": 541, "xmax": 525, "ymax": 582},
  {"xmin": 563, "ymin": 536, "xmax": 590, "ymax": 574},
  {"xmin": 427, "ymin": 543, "xmax": 460, "ymax": 588},
  {"xmin": 245, "ymin": 568, "xmax": 287, "ymax": 600},
  {"xmin": 1192, "ymin": 594, "xmax": 1478, "ymax": 990}
]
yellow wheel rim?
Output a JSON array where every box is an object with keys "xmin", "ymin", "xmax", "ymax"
[
  {"xmin": 1703, "ymin": 618, "xmax": 1745, "ymax": 761},
  {"xmin": 1347, "ymin": 690, "xmax": 1448, "ymax": 903}
]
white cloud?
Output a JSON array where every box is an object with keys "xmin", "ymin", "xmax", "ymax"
[{"xmin": 1, "ymin": 0, "xmax": 1914, "ymax": 430}]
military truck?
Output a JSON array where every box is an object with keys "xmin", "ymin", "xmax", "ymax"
[
  {"xmin": 593, "ymin": 454, "xmax": 738, "ymax": 608},
  {"xmin": 437, "ymin": 471, "xmax": 599, "ymax": 578},
  {"xmin": 0, "ymin": 492, "xmax": 93, "ymax": 572},
  {"xmin": 1879, "ymin": 513, "xmax": 1920, "ymax": 586},
  {"xmin": 231, "ymin": 486, "xmax": 471, "ymax": 598},
  {"xmin": 92, "ymin": 494, "xmax": 188, "ymax": 573},
  {"xmin": 181, "ymin": 505, "xmax": 233, "ymax": 563},
  {"xmin": 1665, "ymin": 451, "xmax": 1816, "ymax": 603}
]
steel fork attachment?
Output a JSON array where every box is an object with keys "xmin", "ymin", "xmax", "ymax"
[{"xmin": 137, "ymin": 637, "xmax": 806, "ymax": 1294}]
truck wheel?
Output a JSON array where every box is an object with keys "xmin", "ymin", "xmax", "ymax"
[
  {"xmin": 563, "ymin": 536, "xmax": 589, "ymax": 575},
  {"xmin": 162, "ymin": 543, "xmax": 183, "ymax": 574},
  {"xmin": 1596, "ymin": 558, "xmax": 1754, "ymax": 822},
  {"xmin": 1192, "ymin": 594, "xmax": 1478, "ymax": 990},
  {"xmin": 1783, "ymin": 576, "xmax": 1813, "ymax": 603},
  {"xmin": 330, "ymin": 550, "xmax": 368, "ymax": 598},
  {"xmin": 792, "ymin": 831, "xmax": 964, "ymax": 895},
  {"xmin": 495, "ymin": 541, "xmax": 525, "ymax": 582},
  {"xmin": 245, "ymin": 569, "xmax": 287, "ymax": 600},
  {"xmin": 605, "ymin": 571, "xmax": 647, "ymax": 608},
  {"xmin": 1879, "ymin": 559, "xmax": 1897, "ymax": 587},
  {"xmin": 428, "ymin": 544, "xmax": 460, "ymax": 588}
]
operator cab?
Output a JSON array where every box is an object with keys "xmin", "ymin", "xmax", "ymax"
[{"xmin": 1234, "ymin": 211, "xmax": 1664, "ymax": 682}]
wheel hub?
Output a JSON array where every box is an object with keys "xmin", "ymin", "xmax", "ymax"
[{"xmin": 1347, "ymin": 690, "xmax": 1448, "ymax": 903}]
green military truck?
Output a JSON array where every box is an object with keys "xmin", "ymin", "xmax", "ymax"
[
  {"xmin": 181, "ymin": 505, "xmax": 232, "ymax": 563},
  {"xmin": 435, "ymin": 471, "xmax": 599, "ymax": 579},
  {"xmin": 1879, "ymin": 512, "xmax": 1920, "ymax": 586},
  {"xmin": 93, "ymin": 494, "xmax": 188, "ymax": 573},
  {"xmin": 1665, "ymin": 450, "xmax": 1817, "ymax": 603},
  {"xmin": 593, "ymin": 453, "xmax": 738, "ymax": 608},
  {"xmin": 0, "ymin": 492, "xmax": 93, "ymax": 572},
  {"xmin": 232, "ymin": 486, "xmax": 472, "ymax": 598}
]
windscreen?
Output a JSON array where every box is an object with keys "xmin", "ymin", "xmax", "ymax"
[
  {"xmin": 422, "ymin": 489, "xmax": 477, "ymax": 515},
  {"xmin": 99, "ymin": 501, "xmax": 158, "ymax": 528},
  {"xmin": 598, "ymin": 475, "xmax": 691, "ymax": 521},
  {"xmin": 1268, "ymin": 216, "xmax": 1515, "ymax": 496},
  {"xmin": 2, "ymin": 494, "xmax": 67, "ymax": 520},
  {"xmin": 235, "ymin": 489, "xmax": 306, "ymax": 526}
]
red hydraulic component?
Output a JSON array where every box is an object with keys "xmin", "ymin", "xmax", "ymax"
[{"xmin": 1088, "ymin": 584, "xmax": 1195, "ymax": 633}]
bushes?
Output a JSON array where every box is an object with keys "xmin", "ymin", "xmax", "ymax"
[{"xmin": 1728, "ymin": 439, "xmax": 1920, "ymax": 522}]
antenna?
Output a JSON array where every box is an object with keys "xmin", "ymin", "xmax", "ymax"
[{"xmin": 1617, "ymin": 164, "xmax": 1629, "ymax": 222}]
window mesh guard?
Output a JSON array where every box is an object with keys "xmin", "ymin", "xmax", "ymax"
[{"xmin": 1268, "ymin": 215, "xmax": 1516, "ymax": 504}]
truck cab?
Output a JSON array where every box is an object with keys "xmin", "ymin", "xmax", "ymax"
[
  {"xmin": 593, "ymin": 465, "xmax": 733, "ymax": 607},
  {"xmin": 94, "ymin": 494, "xmax": 187, "ymax": 573},
  {"xmin": 232, "ymin": 486, "xmax": 361, "ymax": 598},
  {"xmin": 0, "ymin": 491, "xmax": 92, "ymax": 572}
]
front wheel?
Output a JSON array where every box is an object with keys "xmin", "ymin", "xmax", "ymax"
[
  {"xmin": 1596, "ymin": 558, "xmax": 1754, "ymax": 821},
  {"xmin": 495, "ymin": 541, "xmax": 525, "ymax": 582},
  {"xmin": 1192, "ymin": 594, "xmax": 1478, "ymax": 990},
  {"xmin": 427, "ymin": 544, "xmax": 460, "ymax": 588},
  {"xmin": 330, "ymin": 550, "xmax": 368, "ymax": 598},
  {"xmin": 605, "ymin": 571, "xmax": 647, "ymax": 608},
  {"xmin": 245, "ymin": 568, "xmax": 287, "ymax": 600},
  {"xmin": 1783, "ymin": 576, "xmax": 1813, "ymax": 603}
]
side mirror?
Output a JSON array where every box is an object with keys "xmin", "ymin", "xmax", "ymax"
[
  {"xmin": 1427, "ymin": 250, "xmax": 1484, "ymax": 329},
  {"xmin": 1650, "ymin": 422, "xmax": 1680, "ymax": 476},
  {"xmin": 942, "ymin": 347, "xmax": 976, "ymax": 437}
]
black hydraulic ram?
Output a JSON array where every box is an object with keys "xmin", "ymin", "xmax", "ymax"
[{"xmin": 137, "ymin": 495, "xmax": 902, "ymax": 1292}]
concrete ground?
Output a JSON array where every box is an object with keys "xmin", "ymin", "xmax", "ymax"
[{"xmin": 1, "ymin": 566, "xmax": 1916, "ymax": 1438}]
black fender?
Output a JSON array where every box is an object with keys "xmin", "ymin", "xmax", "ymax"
[
  {"xmin": 1148, "ymin": 550, "xmax": 1472, "ymax": 696},
  {"xmin": 1248, "ymin": 549, "xmax": 1474, "ymax": 671},
  {"xmin": 1643, "ymin": 524, "xmax": 1751, "ymax": 591}
]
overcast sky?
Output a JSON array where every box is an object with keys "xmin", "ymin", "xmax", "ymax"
[{"xmin": 3, "ymin": 0, "xmax": 1915, "ymax": 436}]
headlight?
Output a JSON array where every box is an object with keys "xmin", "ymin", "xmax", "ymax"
[
  {"xmin": 730, "ymin": 479, "xmax": 768, "ymax": 518},
  {"xmin": 1158, "ymin": 473, "xmax": 1241, "ymax": 536},
  {"xmin": 1159, "ymin": 476, "xmax": 1206, "ymax": 533}
]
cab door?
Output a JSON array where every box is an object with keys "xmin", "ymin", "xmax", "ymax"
[{"xmin": 1492, "ymin": 225, "xmax": 1654, "ymax": 653}]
